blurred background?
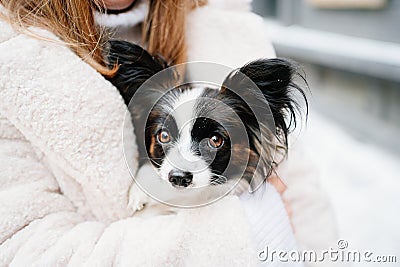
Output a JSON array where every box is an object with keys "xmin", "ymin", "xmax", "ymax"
[{"xmin": 252, "ymin": 0, "xmax": 399, "ymax": 266}]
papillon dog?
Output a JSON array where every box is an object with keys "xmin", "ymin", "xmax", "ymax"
[{"xmin": 107, "ymin": 40, "xmax": 307, "ymax": 214}]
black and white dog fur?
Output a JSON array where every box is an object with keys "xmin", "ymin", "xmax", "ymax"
[{"xmin": 107, "ymin": 40, "xmax": 307, "ymax": 214}]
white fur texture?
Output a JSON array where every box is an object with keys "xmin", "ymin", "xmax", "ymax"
[
  {"xmin": 94, "ymin": 0, "xmax": 148, "ymax": 28},
  {"xmin": 186, "ymin": 3, "xmax": 276, "ymax": 68},
  {"xmin": 0, "ymin": 15, "xmax": 257, "ymax": 267},
  {"xmin": 0, "ymin": 0, "xmax": 336, "ymax": 265}
]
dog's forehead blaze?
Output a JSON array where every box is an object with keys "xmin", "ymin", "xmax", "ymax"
[{"xmin": 171, "ymin": 88, "xmax": 204, "ymax": 131}]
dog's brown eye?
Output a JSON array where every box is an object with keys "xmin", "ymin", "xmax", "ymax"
[
  {"xmin": 209, "ymin": 134, "xmax": 224, "ymax": 148},
  {"xmin": 157, "ymin": 130, "xmax": 171, "ymax": 144}
]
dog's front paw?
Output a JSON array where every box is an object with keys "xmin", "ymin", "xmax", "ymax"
[{"xmin": 128, "ymin": 183, "xmax": 150, "ymax": 215}]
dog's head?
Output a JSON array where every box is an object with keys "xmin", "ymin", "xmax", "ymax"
[{"xmin": 108, "ymin": 40, "xmax": 307, "ymax": 192}]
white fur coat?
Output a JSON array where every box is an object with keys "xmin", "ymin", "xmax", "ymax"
[
  {"xmin": 0, "ymin": 0, "xmax": 335, "ymax": 266},
  {"xmin": 0, "ymin": 1, "xmax": 290, "ymax": 266}
]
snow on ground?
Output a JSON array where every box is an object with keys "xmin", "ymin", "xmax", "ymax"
[{"xmin": 302, "ymin": 111, "xmax": 400, "ymax": 266}]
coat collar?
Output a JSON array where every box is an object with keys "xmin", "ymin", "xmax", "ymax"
[{"xmin": 94, "ymin": 0, "xmax": 148, "ymax": 28}]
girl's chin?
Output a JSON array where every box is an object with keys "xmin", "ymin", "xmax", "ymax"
[{"xmin": 102, "ymin": 0, "xmax": 136, "ymax": 11}]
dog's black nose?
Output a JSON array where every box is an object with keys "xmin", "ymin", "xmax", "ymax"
[{"xmin": 168, "ymin": 170, "xmax": 193, "ymax": 187}]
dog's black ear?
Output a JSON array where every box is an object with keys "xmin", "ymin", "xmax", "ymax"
[
  {"xmin": 222, "ymin": 58, "xmax": 308, "ymax": 148},
  {"xmin": 106, "ymin": 40, "xmax": 169, "ymax": 105}
]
